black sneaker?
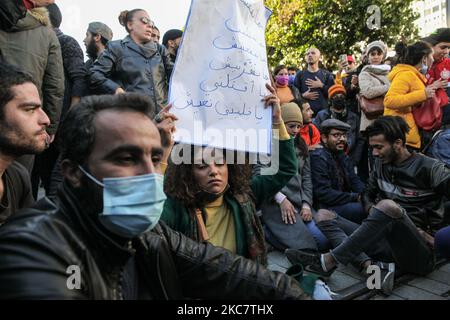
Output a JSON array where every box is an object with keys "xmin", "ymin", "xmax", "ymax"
[{"xmin": 285, "ymin": 249, "xmax": 336, "ymax": 279}]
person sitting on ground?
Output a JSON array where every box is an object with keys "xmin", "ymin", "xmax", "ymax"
[
  {"xmin": 0, "ymin": 93, "xmax": 315, "ymax": 300},
  {"xmin": 287, "ymin": 116, "xmax": 450, "ymax": 295},
  {"xmin": 293, "ymin": 98, "xmax": 322, "ymax": 151},
  {"xmin": 314, "ymin": 84, "xmax": 364, "ymax": 167},
  {"xmin": 310, "ymin": 119, "xmax": 366, "ymax": 224},
  {"xmin": 255, "ymin": 102, "xmax": 330, "ymax": 253},
  {"xmin": 161, "ymin": 85, "xmax": 298, "ymax": 264}
]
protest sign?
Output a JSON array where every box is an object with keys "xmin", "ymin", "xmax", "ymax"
[{"xmin": 169, "ymin": 0, "xmax": 272, "ymax": 154}]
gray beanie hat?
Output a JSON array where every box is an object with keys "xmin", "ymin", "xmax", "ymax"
[{"xmin": 366, "ymin": 40, "xmax": 388, "ymax": 57}]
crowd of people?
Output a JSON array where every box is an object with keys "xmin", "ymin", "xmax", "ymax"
[{"xmin": 0, "ymin": 0, "xmax": 449, "ymax": 300}]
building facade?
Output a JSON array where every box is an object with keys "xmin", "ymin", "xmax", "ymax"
[{"xmin": 413, "ymin": 0, "xmax": 449, "ymax": 36}]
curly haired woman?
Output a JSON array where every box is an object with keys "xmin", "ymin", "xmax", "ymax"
[{"xmin": 161, "ymin": 85, "xmax": 298, "ymax": 265}]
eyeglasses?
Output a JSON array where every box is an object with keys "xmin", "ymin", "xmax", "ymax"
[
  {"xmin": 139, "ymin": 17, "xmax": 155, "ymax": 28},
  {"xmin": 329, "ymin": 132, "xmax": 347, "ymax": 139}
]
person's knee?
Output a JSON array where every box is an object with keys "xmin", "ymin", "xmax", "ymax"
[
  {"xmin": 373, "ymin": 199, "xmax": 404, "ymax": 219},
  {"xmin": 435, "ymin": 227, "xmax": 450, "ymax": 259},
  {"xmin": 315, "ymin": 209, "xmax": 336, "ymax": 223}
]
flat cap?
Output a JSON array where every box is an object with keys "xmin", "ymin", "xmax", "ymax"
[
  {"xmin": 320, "ymin": 119, "xmax": 351, "ymax": 133},
  {"xmin": 88, "ymin": 22, "xmax": 113, "ymax": 41}
]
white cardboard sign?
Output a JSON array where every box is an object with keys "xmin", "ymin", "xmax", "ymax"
[{"xmin": 169, "ymin": 0, "xmax": 272, "ymax": 154}]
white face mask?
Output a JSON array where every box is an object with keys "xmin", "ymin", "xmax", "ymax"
[{"xmin": 420, "ymin": 62, "xmax": 429, "ymax": 75}]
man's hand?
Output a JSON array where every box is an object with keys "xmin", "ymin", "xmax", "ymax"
[
  {"xmin": 264, "ymin": 83, "xmax": 282, "ymax": 123},
  {"xmin": 417, "ymin": 228, "xmax": 435, "ymax": 249},
  {"xmin": 155, "ymin": 104, "xmax": 178, "ymax": 148},
  {"xmin": 115, "ymin": 87, "xmax": 126, "ymax": 95},
  {"xmin": 280, "ymin": 198, "xmax": 297, "ymax": 224},
  {"xmin": 300, "ymin": 206, "xmax": 313, "ymax": 222},
  {"xmin": 302, "ymin": 89, "xmax": 319, "ymax": 101},
  {"xmin": 425, "ymin": 86, "xmax": 437, "ymax": 99},
  {"xmin": 432, "ymin": 79, "xmax": 448, "ymax": 90},
  {"xmin": 305, "ymin": 77, "xmax": 324, "ymax": 89}
]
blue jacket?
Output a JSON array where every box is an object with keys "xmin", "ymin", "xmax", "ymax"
[{"xmin": 310, "ymin": 146, "xmax": 365, "ymax": 207}]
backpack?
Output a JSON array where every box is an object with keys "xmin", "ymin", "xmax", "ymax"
[{"xmin": 423, "ymin": 128, "xmax": 450, "ymax": 166}]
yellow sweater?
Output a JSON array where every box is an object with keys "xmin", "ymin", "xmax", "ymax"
[{"xmin": 384, "ymin": 64, "xmax": 427, "ymax": 149}]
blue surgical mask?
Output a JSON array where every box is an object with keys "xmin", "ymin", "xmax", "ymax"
[
  {"xmin": 78, "ymin": 166, "xmax": 167, "ymax": 238},
  {"xmin": 288, "ymin": 74, "xmax": 296, "ymax": 86},
  {"xmin": 421, "ymin": 63, "xmax": 429, "ymax": 75}
]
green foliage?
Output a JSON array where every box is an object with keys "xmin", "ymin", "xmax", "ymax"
[{"xmin": 264, "ymin": 0, "xmax": 419, "ymax": 70}]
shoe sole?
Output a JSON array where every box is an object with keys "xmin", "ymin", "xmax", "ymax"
[{"xmin": 381, "ymin": 263, "xmax": 395, "ymax": 295}]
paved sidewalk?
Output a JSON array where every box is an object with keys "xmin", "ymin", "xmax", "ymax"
[{"xmin": 267, "ymin": 250, "xmax": 450, "ymax": 300}]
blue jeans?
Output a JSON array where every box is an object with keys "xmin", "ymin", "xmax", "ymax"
[
  {"xmin": 305, "ymin": 220, "xmax": 330, "ymax": 252},
  {"xmin": 435, "ymin": 226, "xmax": 450, "ymax": 260},
  {"xmin": 328, "ymin": 202, "xmax": 366, "ymax": 224}
]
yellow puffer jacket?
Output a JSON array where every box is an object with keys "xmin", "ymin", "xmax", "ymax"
[{"xmin": 384, "ymin": 64, "xmax": 427, "ymax": 149}]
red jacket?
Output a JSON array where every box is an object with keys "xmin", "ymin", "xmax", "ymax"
[
  {"xmin": 300, "ymin": 123, "xmax": 321, "ymax": 146},
  {"xmin": 427, "ymin": 57, "xmax": 450, "ymax": 106}
]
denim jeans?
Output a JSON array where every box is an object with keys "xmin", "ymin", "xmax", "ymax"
[
  {"xmin": 317, "ymin": 213, "xmax": 391, "ymax": 268},
  {"xmin": 435, "ymin": 226, "xmax": 450, "ymax": 260},
  {"xmin": 329, "ymin": 207, "xmax": 435, "ymax": 276},
  {"xmin": 305, "ymin": 220, "xmax": 330, "ymax": 252},
  {"xmin": 328, "ymin": 202, "xmax": 367, "ymax": 224}
]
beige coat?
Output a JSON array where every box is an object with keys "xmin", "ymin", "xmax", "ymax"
[{"xmin": 358, "ymin": 65, "xmax": 391, "ymax": 131}]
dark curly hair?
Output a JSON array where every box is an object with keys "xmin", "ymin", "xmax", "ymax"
[{"xmin": 164, "ymin": 146, "xmax": 253, "ymax": 208}]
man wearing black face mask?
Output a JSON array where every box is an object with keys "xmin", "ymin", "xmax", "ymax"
[{"xmin": 314, "ymin": 84, "xmax": 364, "ymax": 167}]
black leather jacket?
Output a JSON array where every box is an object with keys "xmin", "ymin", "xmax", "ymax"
[
  {"xmin": 89, "ymin": 36, "xmax": 174, "ymax": 111},
  {"xmin": 363, "ymin": 153, "xmax": 450, "ymax": 234},
  {"xmin": 0, "ymin": 182, "xmax": 308, "ymax": 300}
]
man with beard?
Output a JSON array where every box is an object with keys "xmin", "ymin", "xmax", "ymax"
[
  {"xmin": 294, "ymin": 47, "xmax": 335, "ymax": 114},
  {"xmin": 310, "ymin": 119, "xmax": 366, "ymax": 224},
  {"xmin": 0, "ymin": 93, "xmax": 312, "ymax": 300},
  {"xmin": 0, "ymin": 62, "xmax": 50, "ymax": 225},
  {"xmin": 314, "ymin": 84, "xmax": 364, "ymax": 167},
  {"xmin": 162, "ymin": 28, "xmax": 182, "ymax": 64},
  {"xmin": 83, "ymin": 21, "xmax": 113, "ymax": 71},
  {"xmin": 287, "ymin": 116, "xmax": 450, "ymax": 294}
]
